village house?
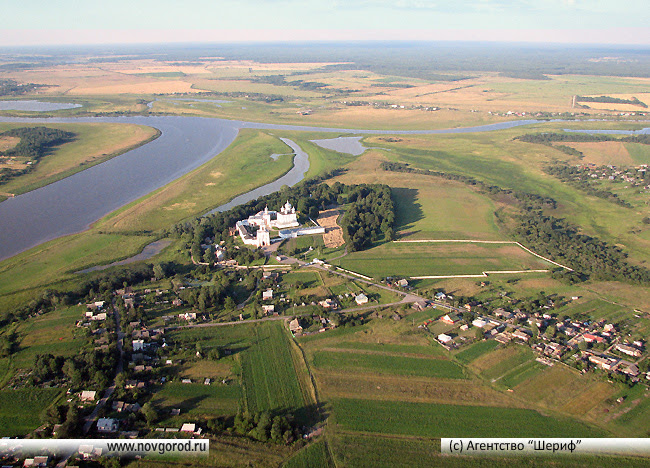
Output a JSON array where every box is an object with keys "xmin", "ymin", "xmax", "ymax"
[
  {"xmin": 512, "ymin": 330, "xmax": 531, "ymax": 342},
  {"xmin": 23, "ymin": 456, "xmax": 50, "ymax": 467},
  {"xmin": 97, "ymin": 418, "xmax": 119, "ymax": 433},
  {"xmin": 263, "ymin": 289, "xmax": 274, "ymax": 300},
  {"xmin": 80, "ymin": 390, "xmax": 97, "ymax": 402},
  {"xmin": 438, "ymin": 333, "xmax": 453, "ymax": 344},
  {"xmin": 289, "ymin": 318, "xmax": 303, "ymax": 335},
  {"xmin": 262, "ymin": 304, "xmax": 275, "ymax": 314},
  {"xmin": 441, "ymin": 313, "xmax": 460, "ymax": 325},
  {"xmin": 583, "ymin": 333, "xmax": 606, "ymax": 344},
  {"xmin": 615, "ymin": 343, "xmax": 642, "ymax": 358},
  {"xmin": 319, "ymin": 298, "xmax": 338, "ymax": 309},
  {"xmin": 589, "ymin": 354, "xmax": 619, "ymax": 370}
]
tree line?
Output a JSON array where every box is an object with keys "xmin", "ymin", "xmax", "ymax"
[
  {"xmin": 576, "ymin": 95, "xmax": 647, "ymax": 108},
  {"xmin": 0, "ymin": 79, "xmax": 47, "ymax": 96},
  {"xmin": 380, "ymin": 161, "xmax": 556, "ymax": 211},
  {"xmin": 515, "ymin": 132, "xmax": 650, "ymax": 145}
]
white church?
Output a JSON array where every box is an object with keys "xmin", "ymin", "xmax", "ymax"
[{"xmin": 235, "ymin": 201, "xmax": 300, "ymax": 247}]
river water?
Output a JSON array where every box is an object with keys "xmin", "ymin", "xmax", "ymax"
[{"xmin": 0, "ymin": 115, "xmax": 635, "ymax": 261}]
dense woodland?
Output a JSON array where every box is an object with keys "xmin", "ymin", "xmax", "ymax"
[{"xmin": 381, "ymin": 161, "xmax": 650, "ymax": 284}]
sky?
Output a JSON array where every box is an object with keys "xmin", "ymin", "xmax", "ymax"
[{"xmin": 1, "ymin": 0, "xmax": 648, "ymax": 46}]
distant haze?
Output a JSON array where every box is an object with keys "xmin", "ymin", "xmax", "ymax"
[{"xmin": 0, "ymin": 0, "xmax": 648, "ymax": 47}]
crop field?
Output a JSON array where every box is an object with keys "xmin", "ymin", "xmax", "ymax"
[
  {"xmin": 338, "ymin": 242, "xmax": 552, "ymax": 278},
  {"xmin": 497, "ymin": 360, "xmax": 546, "ymax": 389},
  {"xmin": 283, "ymin": 440, "xmax": 334, "ymax": 468},
  {"xmin": 311, "ymin": 350, "xmax": 466, "ymax": 379},
  {"xmin": 625, "ymin": 143, "xmax": 650, "ymax": 165},
  {"xmin": 565, "ymin": 141, "xmax": 636, "ymax": 166},
  {"xmin": 327, "ymin": 432, "xmax": 649, "ymax": 468},
  {"xmin": 0, "ymin": 123, "xmax": 159, "ymax": 195},
  {"xmin": 331, "ymin": 398, "xmax": 604, "ymax": 438},
  {"xmin": 0, "ymin": 387, "xmax": 62, "ymax": 436},
  {"xmin": 240, "ymin": 322, "xmax": 310, "ymax": 416},
  {"xmin": 556, "ymin": 297, "xmax": 630, "ymax": 322},
  {"xmin": 168, "ymin": 324, "xmax": 253, "ymax": 353},
  {"xmin": 315, "ymin": 371, "xmax": 515, "ymax": 407},
  {"xmin": 151, "ymin": 382, "xmax": 241, "ymax": 424}
]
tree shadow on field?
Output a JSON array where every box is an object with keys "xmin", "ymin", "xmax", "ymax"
[{"xmin": 392, "ymin": 187, "xmax": 423, "ymax": 236}]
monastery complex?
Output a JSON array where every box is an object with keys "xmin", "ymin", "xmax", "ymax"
[{"xmin": 235, "ymin": 201, "xmax": 324, "ymax": 247}]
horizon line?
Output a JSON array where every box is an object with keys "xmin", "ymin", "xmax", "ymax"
[{"xmin": 1, "ymin": 28, "xmax": 649, "ymax": 48}]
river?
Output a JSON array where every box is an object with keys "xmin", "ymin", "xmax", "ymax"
[{"xmin": 0, "ymin": 115, "xmax": 641, "ymax": 261}]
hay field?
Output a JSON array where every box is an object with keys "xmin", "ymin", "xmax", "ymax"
[{"xmin": 317, "ymin": 209, "xmax": 345, "ymax": 248}]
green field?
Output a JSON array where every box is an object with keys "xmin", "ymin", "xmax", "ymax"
[
  {"xmin": 281, "ymin": 271, "xmax": 322, "ymax": 289},
  {"xmin": 0, "ymin": 387, "xmax": 62, "ymax": 436},
  {"xmin": 332, "ymin": 398, "xmax": 605, "ymax": 438},
  {"xmin": 328, "ymin": 432, "xmax": 647, "ymax": 468},
  {"xmin": 338, "ymin": 242, "xmax": 552, "ymax": 278},
  {"xmin": 477, "ymin": 346, "xmax": 536, "ymax": 382},
  {"xmin": 454, "ymin": 340, "xmax": 500, "ymax": 364},
  {"xmin": 5, "ymin": 305, "xmax": 88, "ymax": 370},
  {"xmin": 283, "ymin": 440, "xmax": 334, "ymax": 468},
  {"xmin": 151, "ymin": 382, "xmax": 241, "ymax": 423},
  {"xmin": 312, "ymin": 350, "xmax": 466, "ymax": 379},
  {"xmin": 241, "ymin": 322, "xmax": 311, "ymax": 417}
]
